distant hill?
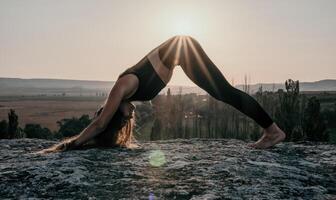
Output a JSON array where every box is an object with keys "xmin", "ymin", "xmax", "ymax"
[
  {"xmin": 235, "ymin": 79, "xmax": 336, "ymax": 93},
  {"xmin": 0, "ymin": 77, "xmax": 115, "ymax": 96},
  {"xmin": 0, "ymin": 77, "xmax": 335, "ymax": 96},
  {"xmin": 0, "ymin": 77, "xmax": 115, "ymax": 89},
  {"xmin": 164, "ymin": 79, "xmax": 336, "ymax": 95}
]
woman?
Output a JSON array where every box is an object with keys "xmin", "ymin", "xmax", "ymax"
[
  {"xmin": 42, "ymin": 35, "xmax": 286, "ymax": 153},
  {"xmin": 39, "ymin": 100, "xmax": 138, "ymax": 153}
]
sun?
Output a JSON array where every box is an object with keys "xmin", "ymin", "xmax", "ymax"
[
  {"xmin": 172, "ymin": 18, "xmax": 195, "ymax": 35},
  {"xmin": 163, "ymin": 13, "xmax": 201, "ymax": 37},
  {"xmin": 158, "ymin": 6, "xmax": 208, "ymax": 39}
]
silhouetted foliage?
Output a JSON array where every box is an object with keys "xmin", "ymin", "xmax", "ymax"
[
  {"xmin": 1, "ymin": 110, "xmax": 91, "ymax": 140},
  {"xmin": 57, "ymin": 114, "xmax": 92, "ymax": 137},
  {"xmin": 274, "ymin": 79, "xmax": 303, "ymax": 141},
  {"xmin": 0, "ymin": 120, "xmax": 9, "ymax": 139},
  {"xmin": 321, "ymin": 103, "xmax": 336, "ymax": 128},
  {"xmin": 302, "ymin": 97, "xmax": 327, "ymax": 141},
  {"xmin": 138, "ymin": 79, "xmax": 333, "ymax": 143},
  {"xmin": 24, "ymin": 124, "xmax": 52, "ymax": 139},
  {"xmin": 8, "ymin": 109, "xmax": 22, "ymax": 138},
  {"xmin": 321, "ymin": 102, "xmax": 336, "ymax": 143}
]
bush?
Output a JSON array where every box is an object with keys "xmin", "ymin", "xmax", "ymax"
[
  {"xmin": 24, "ymin": 124, "xmax": 52, "ymax": 139},
  {"xmin": 0, "ymin": 120, "xmax": 9, "ymax": 139},
  {"xmin": 8, "ymin": 109, "xmax": 20, "ymax": 138},
  {"xmin": 303, "ymin": 97, "xmax": 327, "ymax": 141},
  {"xmin": 57, "ymin": 114, "xmax": 92, "ymax": 137}
]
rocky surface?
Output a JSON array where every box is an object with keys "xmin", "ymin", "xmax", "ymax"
[{"xmin": 0, "ymin": 138, "xmax": 335, "ymax": 199}]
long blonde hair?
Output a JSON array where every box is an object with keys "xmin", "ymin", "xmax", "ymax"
[
  {"xmin": 90, "ymin": 104, "xmax": 139, "ymax": 149},
  {"xmin": 110, "ymin": 111, "xmax": 138, "ymax": 148},
  {"xmin": 39, "ymin": 104, "xmax": 139, "ymax": 153}
]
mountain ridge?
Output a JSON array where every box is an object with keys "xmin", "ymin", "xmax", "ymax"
[{"xmin": 0, "ymin": 77, "xmax": 335, "ymax": 96}]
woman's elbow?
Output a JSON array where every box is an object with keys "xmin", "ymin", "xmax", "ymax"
[{"xmin": 92, "ymin": 119, "xmax": 108, "ymax": 132}]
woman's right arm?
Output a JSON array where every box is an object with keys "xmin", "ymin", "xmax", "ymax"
[
  {"xmin": 72, "ymin": 87, "xmax": 124, "ymax": 146},
  {"xmin": 71, "ymin": 75, "xmax": 139, "ymax": 147},
  {"xmin": 37, "ymin": 74, "xmax": 139, "ymax": 153}
]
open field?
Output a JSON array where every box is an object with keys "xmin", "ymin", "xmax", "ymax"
[{"xmin": 0, "ymin": 96, "xmax": 107, "ymax": 132}]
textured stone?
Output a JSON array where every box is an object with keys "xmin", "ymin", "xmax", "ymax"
[{"xmin": 0, "ymin": 138, "xmax": 335, "ymax": 199}]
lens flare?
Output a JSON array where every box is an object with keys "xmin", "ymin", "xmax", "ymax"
[
  {"xmin": 149, "ymin": 192, "xmax": 155, "ymax": 200},
  {"xmin": 148, "ymin": 150, "xmax": 166, "ymax": 167}
]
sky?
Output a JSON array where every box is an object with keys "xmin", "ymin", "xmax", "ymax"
[{"xmin": 0, "ymin": 0, "xmax": 335, "ymax": 86}]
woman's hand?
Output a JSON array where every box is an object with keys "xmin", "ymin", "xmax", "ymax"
[
  {"xmin": 36, "ymin": 138, "xmax": 77, "ymax": 154},
  {"xmin": 59, "ymin": 139, "xmax": 77, "ymax": 151}
]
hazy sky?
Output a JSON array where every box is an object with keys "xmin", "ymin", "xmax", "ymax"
[{"xmin": 1, "ymin": 0, "xmax": 335, "ymax": 86}]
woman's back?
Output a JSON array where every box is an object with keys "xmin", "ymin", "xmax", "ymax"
[{"xmin": 117, "ymin": 48, "xmax": 173, "ymax": 101}]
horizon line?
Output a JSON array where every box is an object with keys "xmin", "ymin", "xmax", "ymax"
[{"xmin": 1, "ymin": 76, "xmax": 335, "ymax": 86}]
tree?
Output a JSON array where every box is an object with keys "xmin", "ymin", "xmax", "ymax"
[
  {"xmin": 275, "ymin": 79, "xmax": 303, "ymax": 141},
  {"xmin": 151, "ymin": 118, "xmax": 162, "ymax": 140},
  {"xmin": 8, "ymin": 109, "xmax": 20, "ymax": 139},
  {"xmin": 24, "ymin": 124, "xmax": 52, "ymax": 139},
  {"xmin": 0, "ymin": 120, "xmax": 8, "ymax": 139},
  {"xmin": 57, "ymin": 114, "xmax": 92, "ymax": 137},
  {"xmin": 303, "ymin": 97, "xmax": 327, "ymax": 141}
]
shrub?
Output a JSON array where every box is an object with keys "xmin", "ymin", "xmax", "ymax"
[
  {"xmin": 0, "ymin": 120, "xmax": 8, "ymax": 139},
  {"xmin": 24, "ymin": 123, "xmax": 52, "ymax": 139},
  {"xmin": 57, "ymin": 114, "xmax": 92, "ymax": 137}
]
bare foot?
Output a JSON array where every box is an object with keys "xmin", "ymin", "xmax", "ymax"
[{"xmin": 248, "ymin": 123, "xmax": 286, "ymax": 149}]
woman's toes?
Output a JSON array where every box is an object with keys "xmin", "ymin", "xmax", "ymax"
[{"xmin": 247, "ymin": 143, "xmax": 256, "ymax": 148}]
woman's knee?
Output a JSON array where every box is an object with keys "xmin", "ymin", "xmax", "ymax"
[
  {"xmin": 169, "ymin": 35, "xmax": 198, "ymax": 42},
  {"xmin": 163, "ymin": 35, "xmax": 201, "ymax": 53},
  {"xmin": 212, "ymin": 84, "xmax": 240, "ymax": 102}
]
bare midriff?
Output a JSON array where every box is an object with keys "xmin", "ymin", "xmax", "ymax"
[{"xmin": 147, "ymin": 48, "xmax": 173, "ymax": 85}]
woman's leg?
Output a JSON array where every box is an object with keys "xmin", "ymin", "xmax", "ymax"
[
  {"xmin": 157, "ymin": 35, "xmax": 285, "ymax": 148},
  {"xmin": 158, "ymin": 35, "xmax": 274, "ymax": 129}
]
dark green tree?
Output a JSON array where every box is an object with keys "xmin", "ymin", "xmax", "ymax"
[
  {"xmin": 321, "ymin": 102, "xmax": 336, "ymax": 143},
  {"xmin": 0, "ymin": 120, "xmax": 8, "ymax": 139},
  {"xmin": 150, "ymin": 118, "xmax": 162, "ymax": 140},
  {"xmin": 57, "ymin": 114, "xmax": 92, "ymax": 137},
  {"xmin": 275, "ymin": 79, "xmax": 303, "ymax": 141},
  {"xmin": 322, "ymin": 102, "xmax": 336, "ymax": 129},
  {"xmin": 24, "ymin": 123, "xmax": 52, "ymax": 139},
  {"xmin": 8, "ymin": 109, "xmax": 20, "ymax": 139},
  {"xmin": 303, "ymin": 97, "xmax": 327, "ymax": 141}
]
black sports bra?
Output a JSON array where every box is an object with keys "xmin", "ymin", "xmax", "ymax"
[{"xmin": 117, "ymin": 55, "xmax": 166, "ymax": 101}]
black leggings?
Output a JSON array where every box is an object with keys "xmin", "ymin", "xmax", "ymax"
[{"xmin": 156, "ymin": 35, "xmax": 273, "ymax": 129}]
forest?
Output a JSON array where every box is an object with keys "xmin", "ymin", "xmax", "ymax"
[{"xmin": 137, "ymin": 79, "xmax": 336, "ymax": 143}]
